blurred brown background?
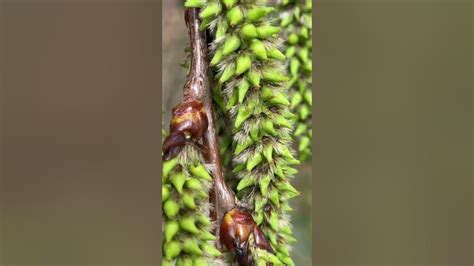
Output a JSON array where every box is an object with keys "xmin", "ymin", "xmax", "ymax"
[
  {"xmin": 0, "ymin": 0, "xmax": 472, "ymax": 266},
  {"xmin": 313, "ymin": 1, "xmax": 472, "ymax": 265},
  {"xmin": 1, "ymin": 1, "xmax": 162, "ymax": 265}
]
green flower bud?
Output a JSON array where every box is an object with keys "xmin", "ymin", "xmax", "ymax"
[
  {"xmin": 215, "ymin": 20, "xmax": 229, "ymax": 39},
  {"xmin": 226, "ymin": 6, "xmax": 244, "ymax": 26},
  {"xmin": 282, "ymin": 190, "xmax": 300, "ymax": 200},
  {"xmin": 246, "ymin": 152, "xmax": 263, "ymax": 171},
  {"xmin": 285, "ymin": 46, "xmax": 296, "ymax": 57},
  {"xmin": 283, "ymin": 108, "xmax": 297, "ymax": 120},
  {"xmin": 267, "ymin": 233, "xmax": 277, "ymax": 246},
  {"xmin": 304, "ymin": 59, "xmax": 312, "ymax": 72},
  {"xmin": 304, "ymin": 89, "xmax": 312, "ymax": 105},
  {"xmin": 267, "ymin": 47, "xmax": 286, "ymax": 60},
  {"xmin": 189, "ymin": 163, "xmax": 212, "ymax": 181},
  {"xmin": 278, "ymin": 246, "xmax": 290, "ymax": 257},
  {"xmin": 259, "ymin": 175, "xmax": 271, "ymax": 195},
  {"xmin": 199, "ymin": 17, "xmax": 213, "ymax": 31},
  {"xmin": 281, "ymin": 224, "xmax": 293, "ymax": 235},
  {"xmin": 280, "ymin": 14, "xmax": 294, "ymax": 27},
  {"xmin": 180, "ymin": 217, "xmax": 199, "ymax": 234},
  {"xmin": 182, "ymin": 193, "xmax": 196, "ymax": 209},
  {"xmin": 163, "ymin": 199, "xmax": 180, "ymax": 219},
  {"xmin": 269, "ymin": 188, "xmax": 280, "ymax": 207},
  {"xmin": 184, "ymin": 0, "xmax": 205, "ymax": 8},
  {"xmin": 241, "ymin": 23, "xmax": 258, "ymax": 39},
  {"xmin": 262, "ymin": 68, "xmax": 289, "ymax": 82},
  {"xmin": 182, "ymin": 239, "xmax": 203, "ymax": 255},
  {"xmin": 200, "ymin": 230, "xmax": 217, "ymax": 241},
  {"xmin": 262, "ymin": 119, "xmax": 277, "ymax": 136},
  {"xmin": 250, "ymin": 40, "xmax": 267, "ymax": 60},
  {"xmin": 163, "ymin": 158, "xmax": 178, "ymax": 178},
  {"xmin": 294, "ymin": 6, "xmax": 301, "ymax": 18},
  {"xmin": 277, "ymin": 180, "xmax": 299, "ymax": 194},
  {"xmin": 284, "ymin": 166, "xmax": 299, "ymax": 176},
  {"xmin": 212, "ymin": 87, "xmax": 226, "ymax": 111},
  {"xmin": 235, "ymin": 54, "xmax": 252, "ymax": 75},
  {"xmin": 285, "ymin": 234, "xmax": 297, "ymax": 243},
  {"xmin": 170, "ymin": 171, "xmax": 186, "ymax": 194},
  {"xmin": 297, "ymin": 47, "xmax": 309, "ymax": 63},
  {"xmin": 185, "ymin": 178, "xmax": 203, "ymax": 190},
  {"xmin": 274, "ymin": 114, "xmax": 292, "ymax": 128},
  {"xmin": 298, "ymin": 136, "xmax": 311, "ymax": 152},
  {"xmin": 219, "ymin": 63, "xmax": 236, "ymax": 83},
  {"xmin": 201, "ymin": 243, "xmax": 222, "ymax": 257},
  {"xmin": 261, "ymin": 86, "xmax": 273, "ymax": 100},
  {"xmin": 300, "ymin": 27, "xmax": 309, "ymax": 39},
  {"xmin": 277, "ymin": 253, "xmax": 295, "ymax": 266},
  {"xmin": 196, "ymin": 213, "xmax": 212, "ymax": 226},
  {"xmin": 226, "ymin": 89, "xmax": 239, "ymax": 111},
  {"xmin": 269, "ymin": 210, "xmax": 279, "ymax": 231},
  {"xmin": 269, "ymin": 92, "xmax": 291, "ymax": 106},
  {"xmin": 247, "ymin": 6, "xmax": 274, "ymax": 22},
  {"xmin": 222, "ymin": 0, "xmax": 237, "ymax": 9},
  {"xmin": 162, "ymin": 185, "xmax": 169, "ymax": 202},
  {"xmin": 290, "ymin": 92, "xmax": 303, "ymax": 108},
  {"xmin": 259, "ymin": 249, "xmax": 282, "ymax": 264},
  {"xmin": 164, "ymin": 220, "xmax": 180, "ymax": 242},
  {"xmin": 164, "ymin": 241, "xmax": 181, "ymax": 260},
  {"xmin": 299, "ymin": 104, "xmax": 310, "ymax": 120},
  {"xmin": 200, "ymin": 2, "xmax": 222, "ymax": 19},
  {"xmin": 193, "ymin": 258, "xmax": 208, "ymax": 266},
  {"xmin": 234, "ymin": 103, "xmax": 254, "ymax": 129},
  {"xmin": 234, "ymin": 137, "xmax": 254, "ymax": 155},
  {"xmin": 238, "ymin": 79, "xmax": 251, "ymax": 103},
  {"xmin": 247, "ymin": 69, "xmax": 261, "ymax": 87},
  {"xmin": 280, "ymin": 146, "xmax": 299, "ymax": 163},
  {"xmin": 256, "ymin": 25, "xmax": 280, "ymax": 39},
  {"xmin": 255, "ymin": 211, "xmax": 264, "ymax": 225},
  {"xmin": 237, "ymin": 175, "xmax": 256, "ymax": 191},
  {"xmin": 249, "ymin": 125, "xmax": 260, "ymax": 142},
  {"xmin": 288, "ymin": 33, "xmax": 299, "ymax": 45},
  {"xmin": 210, "ymin": 48, "xmax": 223, "ymax": 66},
  {"xmin": 222, "ymin": 34, "xmax": 241, "ymax": 55},
  {"xmin": 176, "ymin": 257, "xmax": 193, "ymax": 266},
  {"xmin": 293, "ymin": 123, "xmax": 307, "ymax": 136},
  {"xmin": 290, "ymin": 57, "xmax": 300, "ymax": 76}
]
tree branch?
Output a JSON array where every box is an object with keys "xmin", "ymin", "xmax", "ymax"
[{"xmin": 183, "ymin": 8, "xmax": 236, "ymax": 248}]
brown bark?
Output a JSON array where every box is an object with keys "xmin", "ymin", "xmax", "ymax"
[{"xmin": 183, "ymin": 8, "xmax": 236, "ymax": 249}]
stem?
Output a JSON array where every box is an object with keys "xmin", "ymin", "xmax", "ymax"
[{"xmin": 183, "ymin": 8, "xmax": 235, "ymax": 248}]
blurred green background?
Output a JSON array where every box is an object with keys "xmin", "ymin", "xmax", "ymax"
[{"xmin": 162, "ymin": 1, "xmax": 313, "ymax": 265}]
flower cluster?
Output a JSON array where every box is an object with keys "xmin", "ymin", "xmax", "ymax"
[
  {"xmin": 162, "ymin": 100, "xmax": 223, "ymax": 265},
  {"xmin": 278, "ymin": 0, "xmax": 313, "ymax": 161},
  {"xmin": 185, "ymin": 0, "xmax": 301, "ymax": 264}
]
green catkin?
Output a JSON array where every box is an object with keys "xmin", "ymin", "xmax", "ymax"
[
  {"xmin": 190, "ymin": 0, "xmax": 300, "ymax": 264},
  {"xmin": 162, "ymin": 145, "xmax": 222, "ymax": 264},
  {"xmin": 278, "ymin": 0, "xmax": 313, "ymax": 162}
]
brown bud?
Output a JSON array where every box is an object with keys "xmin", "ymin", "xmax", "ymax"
[
  {"xmin": 170, "ymin": 99, "xmax": 208, "ymax": 140},
  {"xmin": 162, "ymin": 131, "xmax": 187, "ymax": 160},
  {"xmin": 220, "ymin": 208, "xmax": 273, "ymax": 266}
]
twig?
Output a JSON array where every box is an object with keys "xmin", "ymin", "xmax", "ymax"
[{"xmin": 183, "ymin": 8, "xmax": 236, "ymax": 249}]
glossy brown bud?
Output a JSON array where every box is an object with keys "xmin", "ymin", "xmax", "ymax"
[
  {"xmin": 220, "ymin": 208, "xmax": 273, "ymax": 266},
  {"xmin": 162, "ymin": 131, "xmax": 187, "ymax": 160},
  {"xmin": 170, "ymin": 99, "xmax": 208, "ymax": 140}
]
